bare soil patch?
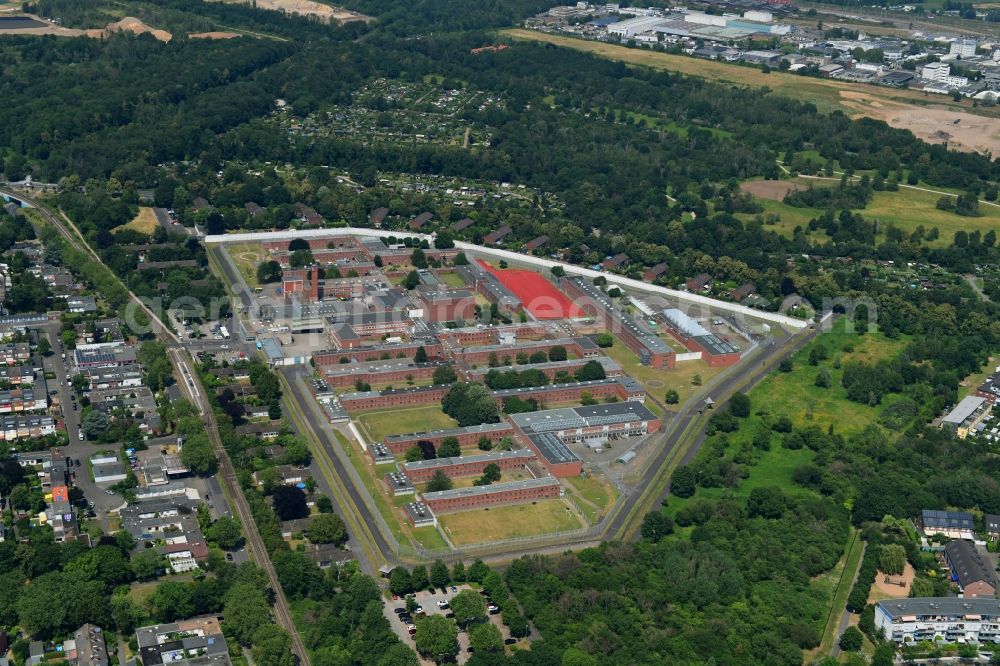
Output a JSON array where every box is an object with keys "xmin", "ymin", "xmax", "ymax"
[
  {"xmin": 0, "ymin": 15, "xmax": 171, "ymax": 40},
  {"xmin": 220, "ymin": 0, "xmax": 371, "ymax": 23},
  {"xmin": 189, "ymin": 31, "xmax": 241, "ymax": 39},
  {"xmin": 868, "ymin": 562, "xmax": 915, "ymax": 603},
  {"xmin": 840, "ymin": 90, "xmax": 1000, "ymax": 155},
  {"xmin": 739, "ymin": 180, "xmax": 803, "ymax": 201}
]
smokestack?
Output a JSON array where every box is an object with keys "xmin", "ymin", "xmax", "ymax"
[{"xmin": 310, "ymin": 265, "xmax": 320, "ymax": 302}]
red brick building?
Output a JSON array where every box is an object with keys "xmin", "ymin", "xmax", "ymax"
[
  {"xmin": 437, "ymin": 323, "xmax": 553, "ymax": 347},
  {"xmin": 339, "ymin": 385, "xmax": 449, "ymax": 412},
  {"xmin": 421, "ymin": 476, "xmax": 561, "ymax": 512},
  {"xmin": 415, "ymin": 286, "xmax": 477, "ymax": 323},
  {"xmin": 401, "ymin": 449, "xmax": 534, "ymax": 482},
  {"xmin": 312, "ymin": 341, "xmax": 444, "ymax": 366},
  {"xmin": 561, "ymin": 277, "xmax": 675, "ymax": 369},
  {"xmin": 383, "ymin": 422, "xmax": 513, "ymax": 455},
  {"xmin": 320, "ymin": 359, "xmax": 443, "ymax": 389},
  {"xmin": 450, "ymin": 337, "xmax": 596, "ymax": 366}
]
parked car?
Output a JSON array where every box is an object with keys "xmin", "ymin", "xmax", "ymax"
[
  {"xmin": 450, "ymin": 585, "xmax": 458, "ymax": 593},
  {"xmin": 487, "ymin": 604, "xmax": 500, "ymax": 614},
  {"xmin": 436, "ymin": 600, "xmax": 449, "ymax": 609},
  {"xmin": 504, "ymin": 638, "xmax": 517, "ymax": 645},
  {"xmin": 393, "ymin": 607, "xmax": 406, "ymax": 615}
]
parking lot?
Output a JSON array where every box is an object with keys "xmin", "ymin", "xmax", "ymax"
[{"xmin": 382, "ymin": 584, "xmax": 530, "ymax": 664}]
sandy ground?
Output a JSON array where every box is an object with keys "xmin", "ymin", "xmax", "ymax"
[
  {"xmin": 868, "ymin": 562, "xmax": 915, "ymax": 603},
  {"xmin": 840, "ymin": 90, "xmax": 1000, "ymax": 155},
  {"xmin": 223, "ymin": 0, "xmax": 370, "ymax": 23},
  {"xmin": 0, "ymin": 15, "xmax": 172, "ymax": 41},
  {"xmin": 739, "ymin": 180, "xmax": 803, "ymax": 201}
]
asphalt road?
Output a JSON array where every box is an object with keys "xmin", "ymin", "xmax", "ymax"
[{"xmin": 281, "ymin": 365, "xmax": 396, "ymax": 572}]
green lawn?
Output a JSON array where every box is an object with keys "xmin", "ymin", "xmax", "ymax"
[
  {"xmin": 749, "ymin": 320, "xmax": 907, "ymax": 432},
  {"xmin": 437, "ymin": 271, "xmax": 468, "ymax": 288},
  {"xmin": 356, "ymin": 406, "xmax": 457, "ymax": 442},
  {"xmin": 812, "ymin": 529, "xmax": 864, "ymax": 660},
  {"xmin": 564, "ymin": 474, "xmax": 618, "ymax": 524},
  {"xmin": 601, "ymin": 338, "xmax": 725, "ymax": 405},
  {"xmin": 959, "ymin": 356, "xmax": 996, "ymax": 399},
  {"xmin": 412, "ymin": 526, "xmax": 450, "ymax": 551},
  {"xmin": 438, "ymin": 500, "xmax": 584, "ymax": 545},
  {"xmin": 334, "ymin": 430, "xmax": 410, "ymax": 545}
]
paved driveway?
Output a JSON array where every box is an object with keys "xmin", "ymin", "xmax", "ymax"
[{"xmin": 382, "ymin": 585, "xmax": 530, "ymax": 665}]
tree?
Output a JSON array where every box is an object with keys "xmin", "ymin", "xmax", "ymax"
[
  {"xmin": 81, "ymin": 410, "xmax": 109, "ymax": 439},
  {"xmin": 475, "ymin": 463, "xmax": 501, "ymax": 487},
  {"xmin": 256, "ymin": 260, "xmax": 282, "ymax": 284},
  {"xmin": 308, "ymin": 513, "xmax": 347, "ymax": 546},
  {"xmin": 452, "ymin": 561, "xmax": 466, "ymax": 583},
  {"xmin": 404, "ymin": 445, "xmax": 426, "ymax": 463},
  {"xmin": 432, "ymin": 365, "xmax": 456, "ymax": 385},
  {"xmin": 551, "ymin": 265, "xmax": 565, "ymax": 278},
  {"xmin": 747, "ymin": 486, "xmax": 786, "ymax": 519},
  {"xmin": 403, "ymin": 270, "xmax": 420, "ymax": 289},
  {"xmin": 879, "ymin": 543, "xmax": 906, "ymax": 575},
  {"xmin": 131, "ymin": 550, "xmax": 162, "ymax": 580},
  {"xmin": 377, "ymin": 644, "xmax": 420, "ymax": 666},
  {"xmin": 595, "ymin": 333, "xmax": 614, "ymax": 348},
  {"xmin": 437, "ymin": 436, "xmax": 460, "ymax": 458},
  {"xmin": 36, "ymin": 337, "xmax": 50, "ymax": 356},
  {"xmin": 411, "ymin": 565, "xmax": 429, "ymax": 591},
  {"xmin": 390, "ymin": 567, "xmax": 413, "ymax": 597},
  {"xmin": 272, "ymin": 485, "xmax": 308, "ymax": 520},
  {"xmin": 180, "ymin": 435, "xmax": 217, "ymax": 476},
  {"xmin": 839, "ymin": 626, "xmax": 863, "ymax": 652},
  {"xmin": 453, "ymin": 252, "xmax": 468, "ymax": 266},
  {"xmin": 224, "ymin": 583, "xmax": 271, "ymax": 645},
  {"xmin": 411, "ymin": 248, "xmax": 428, "ymax": 269},
  {"xmin": 640, "ymin": 512, "xmax": 674, "ymax": 542},
  {"xmin": 548, "ymin": 345, "xmax": 568, "ymax": 361},
  {"xmin": 476, "ymin": 435, "xmax": 493, "ymax": 451},
  {"xmin": 414, "ymin": 615, "xmax": 457, "ymax": 663},
  {"xmin": 450, "ymin": 589, "xmax": 486, "ymax": 628},
  {"xmin": 670, "ymin": 465, "xmax": 697, "ymax": 498},
  {"xmin": 575, "ymin": 360, "xmax": 606, "ymax": 381},
  {"xmin": 316, "ymin": 495, "xmax": 333, "ymax": 513},
  {"xmin": 467, "ymin": 560, "xmax": 489, "ymax": 583},
  {"xmin": 430, "ymin": 560, "xmax": 450, "ymax": 589},
  {"xmin": 414, "ymin": 346, "xmax": 428, "ymax": 363},
  {"xmin": 469, "ymin": 622, "xmax": 503, "ymax": 653},
  {"xmin": 207, "ymin": 517, "xmax": 244, "ymax": 549},
  {"xmin": 729, "ymin": 392, "xmax": 751, "ymax": 418},
  {"xmin": 815, "ymin": 367, "xmax": 832, "ymax": 388},
  {"xmin": 252, "ymin": 625, "xmax": 296, "ymax": 666},
  {"xmin": 426, "ymin": 470, "xmax": 453, "ymax": 493},
  {"xmin": 664, "ymin": 389, "xmax": 679, "ymax": 404},
  {"xmin": 289, "ymin": 248, "xmax": 314, "ymax": 268}
]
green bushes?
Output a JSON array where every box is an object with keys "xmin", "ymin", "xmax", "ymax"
[{"xmin": 846, "ymin": 542, "xmax": 881, "ymax": 614}]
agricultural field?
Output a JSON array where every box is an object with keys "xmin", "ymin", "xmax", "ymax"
[
  {"xmin": 438, "ymin": 499, "xmax": 585, "ymax": 545},
  {"xmin": 356, "ymin": 405, "xmax": 457, "ymax": 443},
  {"xmin": 503, "ymin": 29, "xmax": 1000, "ymax": 153}
]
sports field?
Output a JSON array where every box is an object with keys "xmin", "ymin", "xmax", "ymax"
[{"xmin": 478, "ymin": 260, "xmax": 583, "ymax": 319}]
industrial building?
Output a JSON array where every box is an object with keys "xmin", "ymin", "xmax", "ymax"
[{"xmin": 662, "ymin": 308, "xmax": 741, "ymax": 367}]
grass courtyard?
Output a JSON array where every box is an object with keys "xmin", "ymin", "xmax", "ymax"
[
  {"xmin": 227, "ymin": 242, "xmax": 265, "ymax": 288},
  {"xmin": 601, "ymin": 337, "xmax": 725, "ymax": 405},
  {"xmin": 438, "ymin": 499, "xmax": 585, "ymax": 545},
  {"xmin": 564, "ymin": 474, "xmax": 618, "ymax": 524},
  {"xmin": 355, "ymin": 405, "xmax": 457, "ymax": 443}
]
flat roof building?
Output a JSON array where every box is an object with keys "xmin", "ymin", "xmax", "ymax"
[
  {"xmin": 919, "ymin": 509, "xmax": 976, "ymax": 540},
  {"xmin": 941, "ymin": 395, "xmax": 991, "ymax": 439},
  {"xmin": 421, "ymin": 476, "xmax": 561, "ymax": 513},
  {"xmin": 876, "ymin": 597, "xmax": 1000, "ymax": 645}
]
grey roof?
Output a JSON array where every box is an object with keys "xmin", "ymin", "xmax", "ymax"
[
  {"xmin": 568, "ymin": 277, "xmax": 669, "ymax": 354},
  {"xmin": 422, "ymin": 475, "xmax": 559, "ymax": 501},
  {"xmin": 877, "ymin": 597, "xmax": 1000, "ymax": 619},
  {"xmin": 693, "ymin": 333, "xmax": 739, "ymax": 356},
  {"xmin": 921, "ymin": 509, "xmax": 974, "ymax": 530},
  {"xmin": 942, "ymin": 396, "xmax": 987, "ymax": 425},
  {"xmin": 526, "ymin": 431, "xmax": 581, "ymax": 466},
  {"xmin": 402, "ymin": 449, "xmax": 534, "ymax": 472},
  {"xmin": 986, "ymin": 514, "xmax": 1000, "ymax": 533},
  {"xmin": 945, "ymin": 539, "xmax": 996, "ymax": 588},
  {"xmin": 663, "ymin": 308, "xmax": 709, "ymax": 337},
  {"xmin": 385, "ymin": 422, "xmax": 511, "ymax": 443},
  {"xmin": 511, "ymin": 401, "xmax": 656, "ymax": 433}
]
